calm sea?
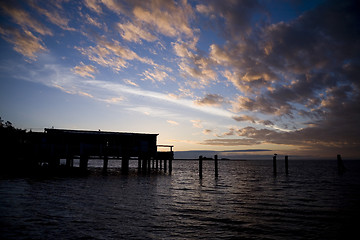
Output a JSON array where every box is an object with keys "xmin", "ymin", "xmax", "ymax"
[{"xmin": 1, "ymin": 160, "xmax": 360, "ymax": 240}]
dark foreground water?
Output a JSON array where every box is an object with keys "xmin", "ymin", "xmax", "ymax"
[{"xmin": 1, "ymin": 160, "xmax": 360, "ymax": 240}]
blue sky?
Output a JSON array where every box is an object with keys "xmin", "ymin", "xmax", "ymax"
[{"xmin": 1, "ymin": 0, "xmax": 359, "ymax": 159}]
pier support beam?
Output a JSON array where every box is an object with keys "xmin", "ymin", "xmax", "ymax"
[
  {"xmin": 103, "ymin": 155, "xmax": 108, "ymax": 174},
  {"xmin": 337, "ymin": 154, "xmax": 345, "ymax": 173},
  {"xmin": 199, "ymin": 155, "xmax": 203, "ymax": 179},
  {"xmin": 285, "ymin": 155, "xmax": 289, "ymax": 175},
  {"xmin": 164, "ymin": 159, "xmax": 167, "ymax": 173},
  {"xmin": 142, "ymin": 158, "xmax": 147, "ymax": 172},
  {"xmin": 49, "ymin": 156, "xmax": 60, "ymax": 168},
  {"xmin": 138, "ymin": 157, "xmax": 141, "ymax": 172},
  {"xmin": 66, "ymin": 156, "xmax": 73, "ymax": 168},
  {"xmin": 169, "ymin": 156, "xmax": 173, "ymax": 174},
  {"xmin": 215, "ymin": 155, "xmax": 218, "ymax": 178},
  {"xmin": 121, "ymin": 156, "xmax": 129, "ymax": 174},
  {"xmin": 80, "ymin": 155, "xmax": 88, "ymax": 171},
  {"xmin": 273, "ymin": 154, "xmax": 277, "ymax": 175}
]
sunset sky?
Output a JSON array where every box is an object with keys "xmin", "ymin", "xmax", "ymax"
[{"xmin": 1, "ymin": 0, "xmax": 359, "ymax": 159}]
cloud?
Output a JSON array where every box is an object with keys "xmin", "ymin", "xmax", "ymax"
[
  {"xmin": 209, "ymin": 0, "xmax": 360, "ymax": 127},
  {"xmin": 167, "ymin": 120, "xmax": 179, "ymax": 126},
  {"xmin": 194, "ymin": 94, "xmax": 226, "ymax": 106},
  {"xmin": 0, "ymin": 2, "xmax": 52, "ymax": 36},
  {"xmin": 117, "ymin": 21, "xmax": 157, "ymax": 43},
  {"xmin": 84, "ymin": 0, "xmax": 102, "ymax": 14},
  {"xmin": 81, "ymin": 80, "xmax": 234, "ymax": 118},
  {"xmin": 85, "ymin": 14, "xmax": 103, "ymax": 28},
  {"xmin": 202, "ymin": 129, "xmax": 212, "ymax": 135},
  {"xmin": 104, "ymin": 97, "xmax": 123, "ymax": 103},
  {"xmin": 191, "ymin": 120, "xmax": 202, "ymax": 128},
  {"xmin": 84, "ymin": 0, "xmax": 123, "ymax": 14},
  {"xmin": 232, "ymin": 115, "xmax": 257, "ymax": 123},
  {"xmin": 203, "ymin": 138, "xmax": 261, "ymax": 146},
  {"xmin": 204, "ymin": 111, "xmax": 360, "ymax": 157},
  {"xmin": 75, "ymin": 38, "xmax": 156, "ymax": 72},
  {"xmin": 71, "ymin": 62, "xmax": 97, "ymax": 78},
  {"xmin": 101, "ymin": 0, "xmax": 124, "ymax": 14},
  {"xmin": 78, "ymin": 91, "xmax": 93, "ymax": 98},
  {"xmin": 196, "ymin": 0, "xmax": 263, "ymax": 37},
  {"xmin": 0, "ymin": 27, "xmax": 46, "ymax": 60},
  {"xmin": 142, "ymin": 68, "xmax": 169, "ymax": 83},
  {"xmin": 173, "ymin": 41, "xmax": 217, "ymax": 88},
  {"xmin": 132, "ymin": 0, "xmax": 195, "ymax": 38},
  {"xmin": 29, "ymin": 0, "xmax": 76, "ymax": 31},
  {"xmin": 124, "ymin": 79, "xmax": 139, "ymax": 87}
]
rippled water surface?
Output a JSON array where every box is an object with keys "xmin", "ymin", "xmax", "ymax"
[{"xmin": 1, "ymin": 160, "xmax": 360, "ymax": 239}]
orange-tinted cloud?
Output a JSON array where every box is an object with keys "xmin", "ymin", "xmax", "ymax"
[
  {"xmin": 0, "ymin": 27, "xmax": 46, "ymax": 60},
  {"xmin": 72, "ymin": 62, "xmax": 97, "ymax": 79}
]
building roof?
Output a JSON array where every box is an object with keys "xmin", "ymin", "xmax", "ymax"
[{"xmin": 44, "ymin": 128, "xmax": 159, "ymax": 136}]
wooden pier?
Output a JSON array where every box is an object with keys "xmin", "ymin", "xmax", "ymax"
[{"xmin": 25, "ymin": 128, "xmax": 174, "ymax": 174}]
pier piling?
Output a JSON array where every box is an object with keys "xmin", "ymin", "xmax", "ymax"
[
  {"xmin": 103, "ymin": 155, "xmax": 108, "ymax": 173},
  {"xmin": 285, "ymin": 155, "xmax": 288, "ymax": 175},
  {"xmin": 199, "ymin": 155, "xmax": 203, "ymax": 179},
  {"xmin": 66, "ymin": 156, "xmax": 73, "ymax": 168},
  {"xmin": 142, "ymin": 158, "xmax": 147, "ymax": 172},
  {"xmin": 80, "ymin": 155, "xmax": 88, "ymax": 171},
  {"xmin": 138, "ymin": 158, "xmax": 141, "ymax": 171},
  {"xmin": 215, "ymin": 155, "xmax": 218, "ymax": 178},
  {"xmin": 273, "ymin": 154, "xmax": 277, "ymax": 175},
  {"xmin": 121, "ymin": 155, "xmax": 129, "ymax": 174},
  {"xmin": 337, "ymin": 154, "xmax": 346, "ymax": 173},
  {"xmin": 169, "ymin": 156, "xmax": 172, "ymax": 174}
]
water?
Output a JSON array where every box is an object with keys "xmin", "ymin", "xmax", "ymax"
[{"xmin": 1, "ymin": 160, "xmax": 360, "ymax": 239}]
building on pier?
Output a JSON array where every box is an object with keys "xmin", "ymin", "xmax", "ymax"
[{"xmin": 26, "ymin": 128, "xmax": 173, "ymax": 173}]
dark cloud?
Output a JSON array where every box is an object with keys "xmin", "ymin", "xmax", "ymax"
[
  {"xmin": 232, "ymin": 114, "xmax": 274, "ymax": 126},
  {"xmin": 204, "ymin": 0, "xmax": 360, "ymax": 155},
  {"xmin": 194, "ymin": 93, "xmax": 226, "ymax": 106},
  {"xmin": 204, "ymin": 115, "xmax": 360, "ymax": 157},
  {"xmin": 232, "ymin": 115, "xmax": 257, "ymax": 123},
  {"xmin": 196, "ymin": 0, "xmax": 264, "ymax": 37}
]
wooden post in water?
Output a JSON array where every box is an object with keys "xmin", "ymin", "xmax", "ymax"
[
  {"xmin": 199, "ymin": 155, "xmax": 203, "ymax": 179},
  {"xmin": 121, "ymin": 155, "xmax": 129, "ymax": 174},
  {"xmin": 66, "ymin": 155, "xmax": 73, "ymax": 168},
  {"xmin": 80, "ymin": 155, "xmax": 88, "ymax": 171},
  {"xmin": 160, "ymin": 159, "xmax": 162, "ymax": 170},
  {"xmin": 156, "ymin": 158, "xmax": 159, "ymax": 170},
  {"xmin": 138, "ymin": 157, "xmax": 142, "ymax": 172},
  {"xmin": 337, "ymin": 154, "xmax": 346, "ymax": 173},
  {"xmin": 285, "ymin": 155, "xmax": 289, "ymax": 175},
  {"xmin": 142, "ymin": 158, "xmax": 147, "ymax": 172},
  {"xmin": 164, "ymin": 158, "xmax": 167, "ymax": 173},
  {"xmin": 169, "ymin": 153, "xmax": 173, "ymax": 174},
  {"xmin": 103, "ymin": 155, "xmax": 108, "ymax": 173},
  {"xmin": 214, "ymin": 155, "xmax": 218, "ymax": 178},
  {"xmin": 273, "ymin": 154, "xmax": 277, "ymax": 175}
]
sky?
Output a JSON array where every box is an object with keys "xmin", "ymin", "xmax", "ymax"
[{"xmin": 0, "ymin": 0, "xmax": 359, "ymax": 159}]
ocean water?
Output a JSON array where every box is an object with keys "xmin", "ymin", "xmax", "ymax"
[{"xmin": 1, "ymin": 160, "xmax": 360, "ymax": 240}]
